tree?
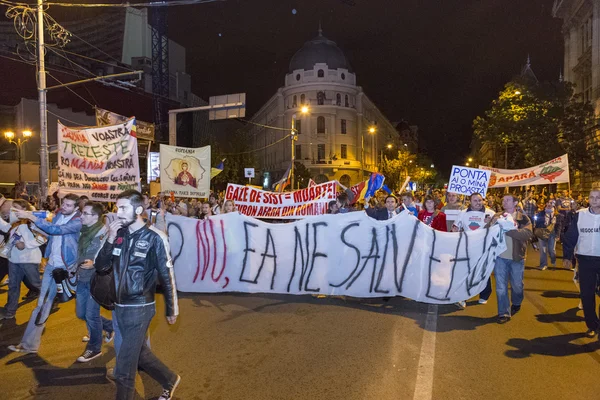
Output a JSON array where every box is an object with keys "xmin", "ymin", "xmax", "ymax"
[
  {"xmin": 381, "ymin": 150, "xmax": 416, "ymax": 191},
  {"xmin": 293, "ymin": 161, "xmax": 312, "ymax": 189},
  {"xmin": 473, "ymin": 79, "xmax": 596, "ymax": 171},
  {"xmin": 211, "ymin": 130, "xmax": 256, "ymax": 189}
]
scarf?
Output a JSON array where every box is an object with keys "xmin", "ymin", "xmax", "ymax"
[{"xmin": 78, "ymin": 220, "xmax": 104, "ymax": 260}]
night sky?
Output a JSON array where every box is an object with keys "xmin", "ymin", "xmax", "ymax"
[{"xmin": 168, "ymin": 0, "xmax": 564, "ymax": 173}]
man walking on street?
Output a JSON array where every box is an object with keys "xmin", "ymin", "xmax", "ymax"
[
  {"xmin": 95, "ymin": 190, "xmax": 180, "ymax": 400},
  {"xmin": 490, "ymin": 194, "xmax": 533, "ymax": 324},
  {"xmin": 75, "ymin": 201, "xmax": 114, "ymax": 363},
  {"xmin": 563, "ymin": 188, "xmax": 600, "ymax": 337},
  {"xmin": 8, "ymin": 193, "xmax": 82, "ymax": 353}
]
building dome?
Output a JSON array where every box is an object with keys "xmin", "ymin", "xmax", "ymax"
[{"xmin": 289, "ymin": 30, "xmax": 350, "ymax": 73}]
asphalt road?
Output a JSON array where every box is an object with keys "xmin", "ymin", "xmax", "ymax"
[{"xmin": 1, "ymin": 245, "xmax": 600, "ymax": 400}]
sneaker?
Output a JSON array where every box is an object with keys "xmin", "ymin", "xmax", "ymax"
[
  {"xmin": 0, "ymin": 312, "xmax": 15, "ymax": 320},
  {"xmin": 158, "ymin": 375, "xmax": 181, "ymax": 400},
  {"xmin": 585, "ymin": 329, "xmax": 597, "ymax": 338},
  {"xmin": 82, "ymin": 335, "xmax": 90, "ymax": 342},
  {"xmin": 7, "ymin": 344, "xmax": 37, "ymax": 354},
  {"xmin": 455, "ymin": 301, "xmax": 467, "ymax": 309},
  {"xmin": 478, "ymin": 298, "xmax": 488, "ymax": 305},
  {"xmin": 497, "ymin": 315, "xmax": 510, "ymax": 324},
  {"xmin": 0, "ymin": 277, "xmax": 9, "ymax": 286},
  {"xmin": 76, "ymin": 349, "xmax": 102, "ymax": 363},
  {"xmin": 511, "ymin": 305, "xmax": 521, "ymax": 315},
  {"xmin": 539, "ymin": 265, "xmax": 547, "ymax": 271},
  {"xmin": 104, "ymin": 331, "xmax": 115, "ymax": 344}
]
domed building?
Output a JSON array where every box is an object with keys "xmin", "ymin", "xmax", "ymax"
[{"xmin": 247, "ymin": 28, "xmax": 402, "ymax": 189}]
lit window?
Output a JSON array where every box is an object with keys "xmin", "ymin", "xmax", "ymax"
[{"xmin": 341, "ymin": 144, "xmax": 347, "ymax": 159}]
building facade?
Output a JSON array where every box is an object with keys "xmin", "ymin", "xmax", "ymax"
[
  {"xmin": 247, "ymin": 30, "xmax": 403, "ymax": 188},
  {"xmin": 553, "ymin": 0, "xmax": 600, "ymax": 190}
]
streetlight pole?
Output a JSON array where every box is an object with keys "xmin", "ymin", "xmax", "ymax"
[
  {"xmin": 37, "ymin": 0, "xmax": 49, "ymax": 199},
  {"xmin": 290, "ymin": 106, "xmax": 308, "ymax": 191},
  {"xmin": 4, "ymin": 130, "xmax": 33, "ymax": 182},
  {"xmin": 362, "ymin": 125, "xmax": 376, "ymax": 178}
]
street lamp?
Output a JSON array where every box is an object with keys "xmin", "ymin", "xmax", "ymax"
[
  {"xmin": 4, "ymin": 130, "xmax": 33, "ymax": 182},
  {"xmin": 291, "ymin": 107, "xmax": 309, "ymax": 190}
]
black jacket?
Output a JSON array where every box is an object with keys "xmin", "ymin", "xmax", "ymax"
[
  {"xmin": 94, "ymin": 224, "xmax": 179, "ymax": 317},
  {"xmin": 365, "ymin": 207, "xmax": 392, "ymax": 221}
]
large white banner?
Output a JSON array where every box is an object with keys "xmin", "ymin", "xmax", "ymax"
[
  {"xmin": 160, "ymin": 144, "xmax": 211, "ymax": 198},
  {"xmin": 480, "ymin": 154, "xmax": 569, "ymax": 187},
  {"xmin": 58, "ymin": 119, "xmax": 141, "ymax": 201},
  {"xmin": 225, "ymin": 181, "xmax": 337, "ymax": 219},
  {"xmin": 167, "ymin": 212, "xmax": 508, "ymax": 304}
]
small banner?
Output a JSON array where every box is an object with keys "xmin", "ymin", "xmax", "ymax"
[
  {"xmin": 225, "ymin": 181, "xmax": 337, "ymax": 219},
  {"xmin": 57, "ymin": 119, "xmax": 141, "ymax": 201},
  {"xmin": 160, "ymin": 144, "xmax": 211, "ymax": 198},
  {"xmin": 479, "ymin": 154, "xmax": 569, "ymax": 188},
  {"xmin": 447, "ymin": 165, "xmax": 491, "ymax": 197},
  {"xmin": 166, "ymin": 211, "xmax": 507, "ymax": 304},
  {"xmin": 96, "ymin": 107, "xmax": 155, "ymax": 142}
]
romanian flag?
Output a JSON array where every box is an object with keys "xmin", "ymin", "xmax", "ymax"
[
  {"xmin": 273, "ymin": 163, "xmax": 292, "ymax": 192},
  {"xmin": 210, "ymin": 159, "xmax": 226, "ymax": 179},
  {"xmin": 350, "ymin": 173, "xmax": 391, "ymax": 204}
]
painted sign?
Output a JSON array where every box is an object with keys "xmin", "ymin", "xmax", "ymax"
[{"xmin": 160, "ymin": 144, "xmax": 211, "ymax": 198}]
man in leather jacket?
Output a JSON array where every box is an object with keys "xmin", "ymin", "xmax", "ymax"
[{"xmin": 95, "ymin": 190, "xmax": 180, "ymax": 400}]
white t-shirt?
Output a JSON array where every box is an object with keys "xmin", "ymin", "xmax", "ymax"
[
  {"xmin": 48, "ymin": 213, "xmax": 76, "ymax": 268},
  {"xmin": 453, "ymin": 207, "xmax": 495, "ymax": 231}
]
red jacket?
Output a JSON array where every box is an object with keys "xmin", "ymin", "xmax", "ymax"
[{"xmin": 417, "ymin": 210, "xmax": 447, "ymax": 232}]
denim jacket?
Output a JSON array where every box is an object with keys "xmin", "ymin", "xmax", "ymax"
[{"xmin": 34, "ymin": 211, "xmax": 82, "ymax": 273}]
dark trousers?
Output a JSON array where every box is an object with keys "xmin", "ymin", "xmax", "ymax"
[
  {"xmin": 479, "ymin": 277, "xmax": 493, "ymax": 301},
  {"xmin": 578, "ymin": 255, "xmax": 600, "ymax": 331},
  {"xmin": 0, "ymin": 257, "xmax": 38, "ymax": 293},
  {"xmin": 114, "ymin": 303, "xmax": 177, "ymax": 400}
]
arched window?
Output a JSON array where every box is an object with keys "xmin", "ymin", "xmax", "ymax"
[
  {"xmin": 344, "ymin": 95, "xmax": 349, "ymax": 107},
  {"xmin": 300, "ymin": 94, "xmax": 305, "ymax": 105},
  {"xmin": 292, "ymin": 95, "xmax": 297, "ymax": 108},
  {"xmin": 318, "ymin": 69, "xmax": 324, "ymax": 78},
  {"xmin": 317, "ymin": 91, "xmax": 325, "ymax": 105},
  {"xmin": 336, "ymin": 93, "xmax": 341, "ymax": 106},
  {"xmin": 317, "ymin": 116, "xmax": 325, "ymax": 133},
  {"xmin": 314, "ymin": 174, "xmax": 328, "ymax": 184}
]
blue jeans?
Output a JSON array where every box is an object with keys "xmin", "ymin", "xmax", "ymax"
[
  {"xmin": 6, "ymin": 262, "xmax": 41, "ymax": 316},
  {"xmin": 76, "ymin": 280, "xmax": 113, "ymax": 353},
  {"xmin": 539, "ymin": 234, "xmax": 556, "ymax": 268},
  {"xmin": 20, "ymin": 265, "xmax": 62, "ymax": 351},
  {"xmin": 114, "ymin": 303, "xmax": 176, "ymax": 400},
  {"xmin": 494, "ymin": 257, "xmax": 525, "ymax": 317}
]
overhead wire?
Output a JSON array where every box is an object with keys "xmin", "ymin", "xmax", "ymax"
[
  {"xmin": 44, "ymin": 0, "xmax": 224, "ymax": 7},
  {"xmin": 48, "ymin": 46, "xmax": 100, "ymax": 105},
  {"xmin": 221, "ymin": 134, "xmax": 292, "ymax": 156},
  {"xmin": 47, "ymin": 109, "xmax": 90, "ymax": 126},
  {"xmin": 46, "ymin": 70, "xmax": 95, "ymax": 108}
]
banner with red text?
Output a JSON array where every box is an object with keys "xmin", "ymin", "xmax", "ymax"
[
  {"xmin": 58, "ymin": 119, "xmax": 140, "ymax": 201},
  {"xmin": 225, "ymin": 181, "xmax": 337, "ymax": 219},
  {"xmin": 480, "ymin": 154, "xmax": 569, "ymax": 188}
]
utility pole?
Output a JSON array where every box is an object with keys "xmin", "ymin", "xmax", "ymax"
[
  {"xmin": 37, "ymin": 0, "xmax": 49, "ymax": 199},
  {"xmin": 290, "ymin": 115, "xmax": 297, "ymax": 191}
]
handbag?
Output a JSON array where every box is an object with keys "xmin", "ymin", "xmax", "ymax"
[
  {"xmin": 534, "ymin": 222, "xmax": 555, "ymax": 240},
  {"xmin": 91, "ymin": 268, "xmax": 116, "ymax": 311}
]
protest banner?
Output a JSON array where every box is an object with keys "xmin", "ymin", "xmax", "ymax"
[
  {"xmin": 95, "ymin": 107, "xmax": 155, "ymax": 142},
  {"xmin": 57, "ymin": 119, "xmax": 140, "ymax": 201},
  {"xmin": 479, "ymin": 154, "xmax": 570, "ymax": 187},
  {"xmin": 225, "ymin": 181, "xmax": 337, "ymax": 219},
  {"xmin": 160, "ymin": 144, "xmax": 211, "ymax": 198},
  {"xmin": 167, "ymin": 211, "xmax": 508, "ymax": 304},
  {"xmin": 447, "ymin": 166, "xmax": 491, "ymax": 197}
]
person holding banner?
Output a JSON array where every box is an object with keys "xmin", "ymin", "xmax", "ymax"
[
  {"xmin": 441, "ymin": 192, "xmax": 464, "ymax": 232},
  {"xmin": 418, "ymin": 196, "xmax": 447, "ymax": 231},
  {"xmin": 489, "ymin": 194, "xmax": 533, "ymax": 324},
  {"xmin": 364, "ymin": 195, "xmax": 398, "ymax": 220},
  {"xmin": 452, "ymin": 193, "xmax": 496, "ymax": 308},
  {"xmin": 562, "ymin": 188, "xmax": 600, "ymax": 337}
]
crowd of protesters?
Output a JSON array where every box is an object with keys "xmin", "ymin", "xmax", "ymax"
[{"xmin": 0, "ymin": 182, "xmax": 598, "ymax": 399}]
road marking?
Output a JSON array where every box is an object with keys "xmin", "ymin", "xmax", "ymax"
[{"xmin": 412, "ymin": 304, "xmax": 438, "ymax": 400}]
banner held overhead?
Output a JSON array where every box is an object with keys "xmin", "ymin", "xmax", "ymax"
[
  {"xmin": 160, "ymin": 144, "xmax": 211, "ymax": 198},
  {"xmin": 479, "ymin": 154, "xmax": 569, "ymax": 187}
]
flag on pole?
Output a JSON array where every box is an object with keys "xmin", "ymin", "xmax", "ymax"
[
  {"xmin": 211, "ymin": 159, "xmax": 226, "ymax": 179},
  {"xmin": 273, "ymin": 163, "xmax": 292, "ymax": 192}
]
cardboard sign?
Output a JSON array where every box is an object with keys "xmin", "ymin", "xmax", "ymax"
[
  {"xmin": 447, "ymin": 166, "xmax": 491, "ymax": 197},
  {"xmin": 160, "ymin": 144, "xmax": 211, "ymax": 198}
]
